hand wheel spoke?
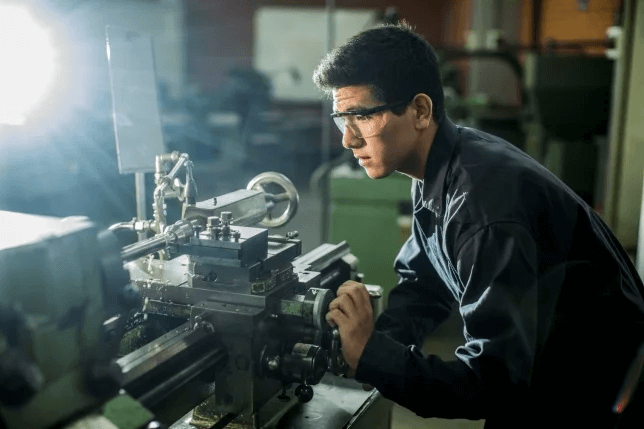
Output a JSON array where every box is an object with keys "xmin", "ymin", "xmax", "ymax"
[{"xmin": 272, "ymin": 192, "xmax": 290, "ymax": 203}]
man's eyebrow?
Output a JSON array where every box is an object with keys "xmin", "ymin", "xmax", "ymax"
[{"xmin": 333, "ymin": 104, "xmax": 368, "ymax": 114}]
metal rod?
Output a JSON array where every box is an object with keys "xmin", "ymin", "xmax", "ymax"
[
  {"xmin": 135, "ymin": 172, "xmax": 147, "ymax": 241},
  {"xmin": 137, "ymin": 345, "xmax": 228, "ymax": 407},
  {"xmin": 207, "ymin": 413, "xmax": 238, "ymax": 429},
  {"xmin": 121, "ymin": 235, "xmax": 167, "ymax": 262},
  {"xmin": 117, "ymin": 322, "xmax": 228, "ymax": 408},
  {"xmin": 604, "ymin": 0, "xmax": 637, "ymax": 229},
  {"xmin": 167, "ymin": 153, "xmax": 189, "ymax": 180},
  {"xmin": 320, "ymin": 0, "xmax": 336, "ymax": 243},
  {"xmin": 532, "ymin": 0, "xmax": 542, "ymax": 49}
]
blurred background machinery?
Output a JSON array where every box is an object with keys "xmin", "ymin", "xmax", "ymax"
[{"xmin": 328, "ymin": 163, "xmax": 412, "ymax": 305}]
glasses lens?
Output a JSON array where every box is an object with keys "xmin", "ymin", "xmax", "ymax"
[
  {"xmin": 333, "ymin": 116, "xmax": 346, "ymax": 134},
  {"xmin": 333, "ymin": 116, "xmax": 364, "ymax": 137},
  {"xmin": 348, "ymin": 116, "xmax": 384, "ymax": 138},
  {"xmin": 333, "ymin": 110, "xmax": 391, "ymax": 138}
]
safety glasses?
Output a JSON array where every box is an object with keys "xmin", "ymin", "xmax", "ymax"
[{"xmin": 330, "ymin": 100, "xmax": 410, "ymax": 138}]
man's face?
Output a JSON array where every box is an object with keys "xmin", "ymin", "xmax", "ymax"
[{"xmin": 332, "ymin": 85, "xmax": 418, "ymax": 179}]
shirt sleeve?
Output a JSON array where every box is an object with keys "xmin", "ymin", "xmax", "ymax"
[
  {"xmin": 355, "ymin": 222, "xmax": 538, "ymax": 419},
  {"xmin": 375, "ymin": 227, "xmax": 455, "ymax": 348}
]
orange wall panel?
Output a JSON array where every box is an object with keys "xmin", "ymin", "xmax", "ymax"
[
  {"xmin": 520, "ymin": 0, "xmax": 534, "ymax": 45},
  {"xmin": 442, "ymin": 0, "xmax": 472, "ymax": 46},
  {"xmin": 521, "ymin": 0, "xmax": 621, "ymax": 55},
  {"xmin": 541, "ymin": 0, "xmax": 620, "ymax": 42}
]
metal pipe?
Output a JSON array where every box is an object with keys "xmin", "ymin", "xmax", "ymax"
[
  {"xmin": 152, "ymin": 152, "xmax": 190, "ymax": 235},
  {"xmin": 155, "ymin": 152, "xmax": 180, "ymax": 185},
  {"xmin": 137, "ymin": 344, "xmax": 227, "ymax": 407},
  {"xmin": 167, "ymin": 153, "xmax": 189, "ymax": 181},
  {"xmin": 152, "ymin": 152, "xmax": 179, "ymax": 234},
  {"xmin": 532, "ymin": 0, "xmax": 542, "ymax": 49},
  {"xmin": 120, "ymin": 219, "xmax": 197, "ymax": 262},
  {"xmin": 121, "ymin": 235, "xmax": 168, "ymax": 262},
  {"xmin": 604, "ymin": 0, "xmax": 637, "ymax": 229},
  {"xmin": 320, "ymin": 0, "xmax": 335, "ymax": 243},
  {"xmin": 152, "ymin": 187, "xmax": 167, "ymax": 235},
  {"xmin": 135, "ymin": 172, "xmax": 147, "ymax": 241},
  {"xmin": 108, "ymin": 221, "xmax": 135, "ymax": 232}
]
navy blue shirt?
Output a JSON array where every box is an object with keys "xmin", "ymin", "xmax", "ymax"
[{"xmin": 355, "ymin": 118, "xmax": 644, "ymax": 428}]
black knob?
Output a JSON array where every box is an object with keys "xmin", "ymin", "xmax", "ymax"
[{"xmin": 295, "ymin": 384, "xmax": 314, "ymax": 403}]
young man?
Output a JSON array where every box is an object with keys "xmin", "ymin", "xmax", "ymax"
[{"xmin": 316, "ymin": 23, "xmax": 644, "ymax": 428}]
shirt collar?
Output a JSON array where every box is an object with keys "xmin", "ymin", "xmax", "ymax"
[{"xmin": 418, "ymin": 117, "xmax": 459, "ymax": 216}]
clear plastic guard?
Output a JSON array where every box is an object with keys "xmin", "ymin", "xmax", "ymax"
[{"xmin": 106, "ymin": 26, "xmax": 165, "ymax": 174}]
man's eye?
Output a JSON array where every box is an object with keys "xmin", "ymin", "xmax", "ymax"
[{"xmin": 355, "ymin": 115, "xmax": 372, "ymax": 121}]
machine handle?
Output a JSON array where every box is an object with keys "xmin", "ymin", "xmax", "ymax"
[
  {"xmin": 328, "ymin": 287, "xmax": 381, "ymax": 377},
  {"xmin": 247, "ymin": 172, "xmax": 299, "ymax": 228},
  {"xmin": 329, "ymin": 328, "xmax": 348, "ymax": 376}
]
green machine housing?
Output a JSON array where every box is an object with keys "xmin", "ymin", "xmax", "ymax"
[{"xmin": 329, "ymin": 164, "xmax": 413, "ymax": 305}]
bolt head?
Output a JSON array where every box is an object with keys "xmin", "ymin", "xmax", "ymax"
[
  {"xmin": 207, "ymin": 216, "xmax": 221, "ymax": 228},
  {"xmin": 267, "ymin": 356, "xmax": 280, "ymax": 371}
]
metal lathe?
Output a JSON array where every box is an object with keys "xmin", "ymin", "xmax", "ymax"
[{"xmin": 0, "ymin": 153, "xmax": 389, "ymax": 429}]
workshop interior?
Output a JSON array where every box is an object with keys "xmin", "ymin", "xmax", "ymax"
[{"xmin": 0, "ymin": 0, "xmax": 643, "ymax": 428}]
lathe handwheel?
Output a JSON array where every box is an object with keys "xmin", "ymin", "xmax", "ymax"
[{"xmin": 247, "ymin": 172, "xmax": 299, "ymax": 228}]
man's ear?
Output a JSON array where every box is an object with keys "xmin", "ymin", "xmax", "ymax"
[{"xmin": 412, "ymin": 94, "xmax": 433, "ymax": 130}]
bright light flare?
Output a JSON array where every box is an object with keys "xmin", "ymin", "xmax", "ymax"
[{"xmin": 0, "ymin": 4, "xmax": 57, "ymax": 125}]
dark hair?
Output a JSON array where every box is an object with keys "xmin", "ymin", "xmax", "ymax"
[{"xmin": 313, "ymin": 22, "xmax": 444, "ymax": 124}]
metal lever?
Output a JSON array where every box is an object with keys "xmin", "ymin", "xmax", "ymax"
[
  {"xmin": 327, "ymin": 287, "xmax": 381, "ymax": 377},
  {"xmin": 329, "ymin": 328, "xmax": 348, "ymax": 376}
]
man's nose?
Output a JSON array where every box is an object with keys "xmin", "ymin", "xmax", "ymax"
[{"xmin": 341, "ymin": 127, "xmax": 362, "ymax": 149}]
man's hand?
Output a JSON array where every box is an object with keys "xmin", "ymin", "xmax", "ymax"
[{"xmin": 325, "ymin": 281, "xmax": 374, "ymax": 371}]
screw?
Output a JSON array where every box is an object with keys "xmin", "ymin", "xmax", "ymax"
[
  {"xmin": 199, "ymin": 321, "xmax": 215, "ymax": 334},
  {"xmin": 193, "ymin": 316, "xmax": 203, "ymax": 330},
  {"xmin": 277, "ymin": 388, "xmax": 290, "ymax": 402},
  {"xmin": 207, "ymin": 217, "xmax": 221, "ymax": 238},
  {"xmin": 207, "ymin": 216, "xmax": 221, "ymax": 228},
  {"xmin": 267, "ymin": 356, "xmax": 280, "ymax": 372},
  {"xmin": 220, "ymin": 212, "xmax": 233, "ymax": 225}
]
